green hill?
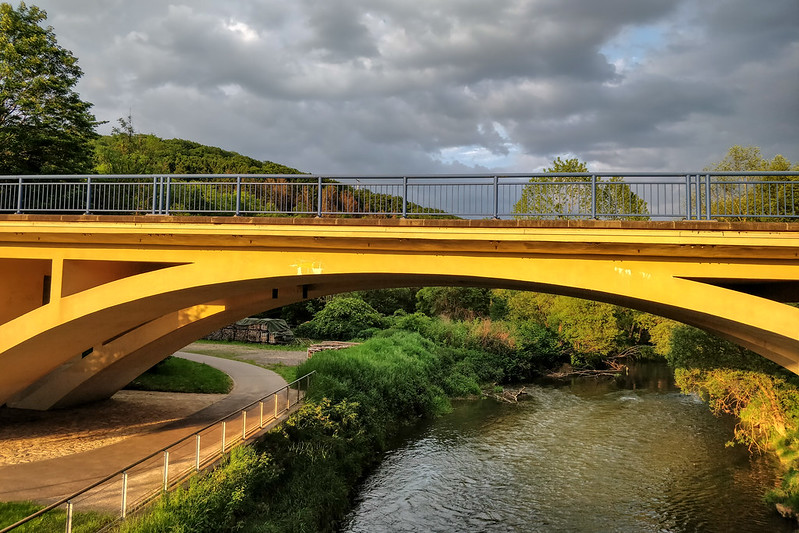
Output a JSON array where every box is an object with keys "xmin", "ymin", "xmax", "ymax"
[{"xmin": 92, "ymin": 132, "xmax": 303, "ymax": 175}]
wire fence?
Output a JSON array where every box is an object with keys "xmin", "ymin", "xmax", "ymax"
[
  {"xmin": 1, "ymin": 172, "xmax": 799, "ymax": 221},
  {"xmin": 0, "ymin": 372, "xmax": 314, "ymax": 533}
]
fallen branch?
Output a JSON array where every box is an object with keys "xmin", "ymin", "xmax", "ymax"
[{"xmin": 492, "ymin": 386, "xmax": 528, "ymax": 403}]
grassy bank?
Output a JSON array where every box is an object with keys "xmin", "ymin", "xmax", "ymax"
[
  {"xmin": 0, "ymin": 501, "xmax": 112, "ymax": 532},
  {"xmin": 119, "ymin": 331, "xmax": 462, "ymax": 532},
  {"xmin": 125, "ymin": 356, "xmax": 233, "ymax": 394}
]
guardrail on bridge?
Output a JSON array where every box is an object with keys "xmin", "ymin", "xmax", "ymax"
[{"xmin": 2, "ymin": 172, "xmax": 799, "ymax": 220}]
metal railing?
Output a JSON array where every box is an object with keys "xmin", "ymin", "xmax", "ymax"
[
  {"xmin": 1, "ymin": 172, "xmax": 799, "ymax": 220},
  {"xmin": 0, "ymin": 372, "xmax": 314, "ymax": 533}
]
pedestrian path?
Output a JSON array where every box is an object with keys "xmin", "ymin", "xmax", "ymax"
[{"xmin": 0, "ymin": 352, "xmax": 287, "ymax": 504}]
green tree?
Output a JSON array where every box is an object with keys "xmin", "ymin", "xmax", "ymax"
[
  {"xmin": 513, "ymin": 157, "xmax": 590, "ymax": 217},
  {"xmin": 707, "ymin": 145, "xmax": 799, "ymax": 221},
  {"xmin": 295, "ymin": 297, "xmax": 386, "ymax": 340},
  {"xmin": 415, "ymin": 286, "xmax": 492, "ymax": 320},
  {"xmin": 0, "ymin": 2, "xmax": 97, "ymax": 173},
  {"xmin": 513, "ymin": 157, "xmax": 648, "ymax": 219}
]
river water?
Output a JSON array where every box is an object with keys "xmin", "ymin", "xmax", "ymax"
[{"xmin": 340, "ymin": 363, "xmax": 795, "ymax": 532}]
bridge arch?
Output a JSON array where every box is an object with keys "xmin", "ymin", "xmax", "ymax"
[{"xmin": 2, "ymin": 216, "xmax": 799, "ymax": 409}]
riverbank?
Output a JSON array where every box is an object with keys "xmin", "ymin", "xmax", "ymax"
[{"xmin": 119, "ymin": 331, "xmax": 456, "ymax": 531}]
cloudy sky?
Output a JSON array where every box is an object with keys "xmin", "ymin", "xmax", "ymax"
[{"xmin": 31, "ymin": 0, "xmax": 799, "ymax": 174}]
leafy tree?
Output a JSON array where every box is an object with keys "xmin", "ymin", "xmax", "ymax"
[
  {"xmin": 295, "ymin": 297, "xmax": 386, "ymax": 340},
  {"xmin": 93, "ymin": 123, "xmax": 302, "ymax": 175},
  {"xmin": 512, "ymin": 157, "xmax": 648, "ymax": 219},
  {"xmin": 667, "ymin": 325, "xmax": 783, "ymax": 374},
  {"xmin": 707, "ymin": 145, "xmax": 799, "ymax": 221},
  {"xmin": 549, "ymin": 297, "xmax": 618, "ymax": 360},
  {"xmin": 415, "ymin": 286, "xmax": 492, "ymax": 320},
  {"xmin": 513, "ymin": 157, "xmax": 591, "ymax": 217},
  {"xmin": 0, "ymin": 2, "xmax": 97, "ymax": 173},
  {"xmin": 345, "ymin": 288, "xmax": 420, "ymax": 316}
]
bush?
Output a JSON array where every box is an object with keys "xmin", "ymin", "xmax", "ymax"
[
  {"xmin": 667, "ymin": 325, "xmax": 786, "ymax": 375},
  {"xmin": 121, "ymin": 446, "xmax": 275, "ymax": 532},
  {"xmin": 295, "ymin": 297, "xmax": 386, "ymax": 341}
]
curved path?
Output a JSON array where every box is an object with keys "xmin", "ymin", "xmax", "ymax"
[{"xmin": 0, "ymin": 353, "xmax": 286, "ymax": 504}]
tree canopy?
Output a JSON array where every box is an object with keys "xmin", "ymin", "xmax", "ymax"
[
  {"xmin": 0, "ymin": 2, "xmax": 97, "ymax": 173},
  {"xmin": 707, "ymin": 145, "xmax": 799, "ymax": 221},
  {"xmin": 93, "ymin": 116, "xmax": 302, "ymax": 175},
  {"xmin": 512, "ymin": 157, "xmax": 648, "ymax": 220}
]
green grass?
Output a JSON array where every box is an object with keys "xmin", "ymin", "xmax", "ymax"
[
  {"xmin": 0, "ymin": 501, "xmax": 112, "ymax": 533},
  {"xmin": 126, "ymin": 356, "xmax": 233, "ymax": 394},
  {"xmin": 263, "ymin": 363, "xmax": 299, "ymax": 383},
  {"xmin": 192, "ymin": 339, "xmax": 312, "ymax": 351}
]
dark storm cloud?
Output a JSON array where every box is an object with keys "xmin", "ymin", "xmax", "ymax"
[{"xmin": 30, "ymin": 0, "xmax": 799, "ymax": 173}]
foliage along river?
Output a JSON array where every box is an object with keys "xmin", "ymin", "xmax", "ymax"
[{"xmin": 339, "ymin": 362, "xmax": 794, "ymax": 532}]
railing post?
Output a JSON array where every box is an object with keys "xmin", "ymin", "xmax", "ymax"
[
  {"xmin": 402, "ymin": 176, "xmax": 408, "ymax": 218},
  {"xmin": 164, "ymin": 176, "xmax": 172, "ymax": 215},
  {"xmin": 286, "ymin": 386, "xmax": 291, "ymax": 410},
  {"xmin": 221, "ymin": 421, "xmax": 226, "ymax": 454},
  {"xmin": 317, "ymin": 176, "xmax": 323, "ymax": 217},
  {"xmin": 492, "ymin": 176, "xmax": 499, "ymax": 219},
  {"xmin": 242, "ymin": 409, "xmax": 247, "ymax": 440},
  {"xmin": 121, "ymin": 471, "xmax": 128, "ymax": 519},
  {"xmin": 274, "ymin": 392, "xmax": 279, "ymax": 418},
  {"xmin": 685, "ymin": 174, "xmax": 692, "ymax": 220},
  {"xmin": 16, "ymin": 176, "xmax": 23, "ymax": 214},
  {"xmin": 162, "ymin": 450, "xmax": 169, "ymax": 491},
  {"xmin": 156, "ymin": 176, "xmax": 163, "ymax": 214},
  {"xmin": 591, "ymin": 175, "xmax": 597, "ymax": 219},
  {"xmin": 151, "ymin": 176, "xmax": 158, "ymax": 214},
  {"xmin": 694, "ymin": 174, "xmax": 701, "ymax": 220},
  {"xmin": 705, "ymin": 174, "xmax": 712, "ymax": 220},
  {"xmin": 259, "ymin": 401, "xmax": 264, "ymax": 428},
  {"xmin": 84, "ymin": 176, "xmax": 92, "ymax": 215},
  {"xmin": 195, "ymin": 434, "xmax": 201, "ymax": 472},
  {"xmin": 235, "ymin": 175, "xmax": 242, "ymax": 216},
  {"xmin": 65, "ymin": 500, "xmax": 73, "ymax": 533}
]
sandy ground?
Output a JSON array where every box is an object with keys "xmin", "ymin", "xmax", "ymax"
[
  {"xmin": 0, "ymin": 391, "xmax": 224, "ymax": 466},
  {"xmin": 0, "ymin": 344, "xmax": 307, "ymax": 467}
]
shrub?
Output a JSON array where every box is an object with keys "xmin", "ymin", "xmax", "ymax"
[
  {"xmin": 120, "ymin": 446, "xmax": 275, "ymax": 532},
  {"xmin": 296, "ymin": 297, "xmax": 386, "ymax": 341}
]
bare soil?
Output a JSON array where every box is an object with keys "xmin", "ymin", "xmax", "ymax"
[{"xmin": 180, "ymin": 342, "xmax": 309, "ymax": 367}]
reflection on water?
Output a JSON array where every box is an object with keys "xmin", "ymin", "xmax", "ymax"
[{"xmin": 340, "ymin": 362, "xmax": 794, "ymax": 533}]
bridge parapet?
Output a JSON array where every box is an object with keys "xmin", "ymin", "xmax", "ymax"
[{"xmin": 2, "ymin": 172, "xmax": 799, "ymax": 221}]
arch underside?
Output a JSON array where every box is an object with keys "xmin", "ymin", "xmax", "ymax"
[{"xmin": 2, "ymin": 246, "xmax": 798, "ymax": 410}]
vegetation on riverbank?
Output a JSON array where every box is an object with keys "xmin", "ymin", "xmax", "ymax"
[
  {"xmin": 119, "ymin": 331, "xmax": 459, "ymax": 532},
  {"xmin": 666, "ymin": 326, "xmax": 799, "ymax": 518},
  {"xmin": 0, "ymin": 501, "xmax": 111, "ymax": 533}
]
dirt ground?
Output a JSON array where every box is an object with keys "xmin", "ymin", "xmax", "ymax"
[
  {"xmin": 0, "ymin": 344, "xmax": 307, "ymax": 467},
  {"xmin": 179, "ymin": 342, "xmax": 309, "ymax": 367}
]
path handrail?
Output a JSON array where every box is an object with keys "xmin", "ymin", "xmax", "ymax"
[{"xmin": 0, "ymin": 371, "xmax": 315, "ymax": 533}]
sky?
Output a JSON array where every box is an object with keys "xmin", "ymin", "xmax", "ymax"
[{"xmin": 30, "ymin": 0, "xmax": 799, "ymax": 174}]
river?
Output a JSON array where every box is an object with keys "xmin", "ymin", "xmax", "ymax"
[{"xmin": 339, "ymin": 362, "xmax": 794, "ymax": 532}]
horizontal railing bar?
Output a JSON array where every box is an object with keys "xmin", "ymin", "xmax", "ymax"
[{"xmin": 3, "ymin": 173, "xmax": 799, "ymax": 221}]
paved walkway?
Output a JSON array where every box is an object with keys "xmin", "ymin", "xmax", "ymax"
[{"xmin": 0, "ymin": 352, "xmax": 287, "ymax": 505}]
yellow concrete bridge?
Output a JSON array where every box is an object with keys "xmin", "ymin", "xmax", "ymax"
[{"xmin": 2, "ymin": 214, "xmax": 799, "ymax": 410}]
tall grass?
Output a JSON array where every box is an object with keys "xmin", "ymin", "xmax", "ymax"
[{"xmin": 0, "ymin": 502, "xmax": 112, "ymax": 533}]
